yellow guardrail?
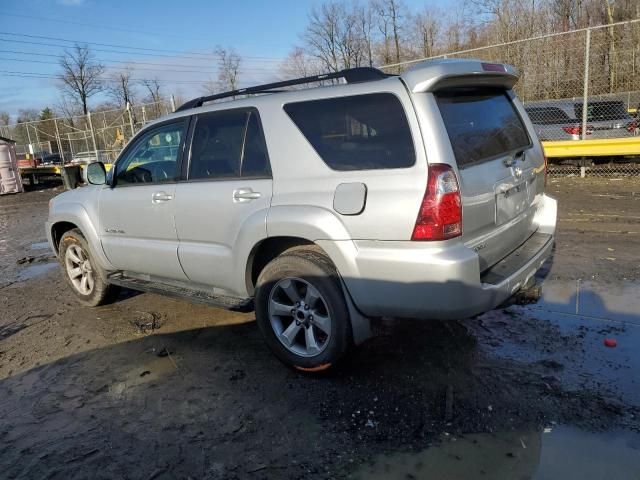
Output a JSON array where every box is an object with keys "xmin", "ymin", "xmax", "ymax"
[{"xmin": 542, "ymin": 137, "xmax": 640, "ymax": 158}]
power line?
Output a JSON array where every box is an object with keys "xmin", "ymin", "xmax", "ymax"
[
  {"xmin": 0, "ymin": 37, "xmax": 285, "ymax": 64},
  {"xmin": 0, "ymin": 69, "xmax": 275, "ymax": 85},
  {"xmin": 0, "ymin": 56, "xmax": 278, "ymax": 74},
  {"xmin": 0, "ymin": 31, "xmax": 286, "ymax": 62},
  {"xmin": 0, "ymin": 49, "xmax": 280, "ymax": 71}
]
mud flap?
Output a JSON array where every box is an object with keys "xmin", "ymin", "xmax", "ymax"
[{"xmin": 339, "ymin": 277, "xmax": 372, "ymax": 345}]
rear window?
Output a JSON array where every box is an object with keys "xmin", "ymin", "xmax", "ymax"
[
  {"xmin": 283, "ymin": 93, "xmax": 415, "ymax": 171},
  {"xmin": 525, "ymin": 106, "xmax": 573, "ymax": 125},
  {"xmin": 574, "ymin": 101, "xmax": 631, "ymax": 121},
  {"xmin": 436, "ymin": 90, "xmax": 531, "ymax": 168}
]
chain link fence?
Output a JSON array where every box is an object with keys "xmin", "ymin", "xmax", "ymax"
[
  {"xmin": 2, "ymin": 21, "xmax": 640, "ymax": 179},
  {"xmin": 0, "ymin": 99, "xmax": 174, "ymax": 165},
  {"xmin": 382, "ymin": 19, "xmax": 640, "ymax": 144},
  {"xmin": 549, "ymin": 163, "xmax": 640, "ymax": 177}
]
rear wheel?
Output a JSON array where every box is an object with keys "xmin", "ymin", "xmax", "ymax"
[
  {"xmin": 59, "ymin": 228, "xmax": 120, "ymax": 307},
  {"xmin": 255, "ymin": 249, "xmax": 352, "ymax": 371}
]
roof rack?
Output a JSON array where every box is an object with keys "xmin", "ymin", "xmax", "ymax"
[{"xmin": 175, "ymin": 67, "xmax": 391, "ymax": 112}]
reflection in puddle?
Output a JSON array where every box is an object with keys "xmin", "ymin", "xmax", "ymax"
[
  {"xmin": 354, "ymin": 426, "xmax": 640, "ymax": 480},
  {"xmin": 532, "ymin": 280, "xmax": 640, "ymax": 325},
  {"xmin": 475, "ymin": 279, "xmax": 640, "ymax": 405},
  {"xmin": 29, "ymin": 241, "xmax": 50, "ymax": 250},
  {"xmin": 17, "ymin": 262, "xmax": 58, "ymax": 281}
]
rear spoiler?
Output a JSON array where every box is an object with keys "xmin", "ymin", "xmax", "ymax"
[{"xmin": 400, "ymin": 59, "xmax": 519, "ymax": 92}]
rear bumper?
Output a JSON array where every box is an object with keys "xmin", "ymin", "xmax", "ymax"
[{"xmin": 323, "ymin": 194, "xmax": 557, "ymax": 319}]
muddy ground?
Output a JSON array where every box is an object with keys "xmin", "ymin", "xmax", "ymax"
[{"xmin": 0, "ymin": 178, "xmax": 639, "ymax": 479}]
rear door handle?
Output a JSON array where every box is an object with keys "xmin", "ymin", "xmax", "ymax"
[
  {"xmin": 233, "ymin": 188, "xmax": 261, "ymax": 202},
  {"xmin": 152, "ymin": 191, "xmax": 173, "ymax": 203}
]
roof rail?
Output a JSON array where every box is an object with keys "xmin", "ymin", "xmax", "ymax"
[{"xmin": 175, "ymin": 67, "xmax": 391, "ymax": 112}]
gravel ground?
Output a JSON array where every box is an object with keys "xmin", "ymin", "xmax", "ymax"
[{"xmin": 0, "ymin": 178, "xmax": 638, "ymax": 479}]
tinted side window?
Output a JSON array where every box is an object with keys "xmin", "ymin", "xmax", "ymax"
[
  {"xmin": 436, "ymin": 90, "xmax": 531, "ymax": 167},
  {"xmin": 115, "ymin": 121, "xmax": 185, "ymax": 185},
  {"xmin": 189, "ymin": 110, "xmax": 246, "ymax": 179},
  {"xmin": 284, "ymin": 93, "xmax": 415, "ymax": 171},
  {"xmin": 525, "ymin": 107, "xmax": 572, "ymax": 125},
  {"xmin": 189, "ymin": 110, "xmax": 271, "ymax": 179}
]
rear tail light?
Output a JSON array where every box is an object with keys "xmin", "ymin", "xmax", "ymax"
[
  {"xmin": 412, "ymin": 164, "xmax": 462, "ymax": 241},
  {"xmin": 562, "ymin": 125, "xmax": 593, "ymax": 136},
  {"xmin": 628, "ymin": 121, "xmax": 637, "ymax": 132}
]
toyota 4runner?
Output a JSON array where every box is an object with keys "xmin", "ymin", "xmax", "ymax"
[{"xmin": 47, "ymin": 59, "xmax": 557, "ymax": 371}]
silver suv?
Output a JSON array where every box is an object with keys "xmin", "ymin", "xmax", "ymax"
[{"xmin": 47, "ymin": 59, "xmax": 557, "ymax": 371}]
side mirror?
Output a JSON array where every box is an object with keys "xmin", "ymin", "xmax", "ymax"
[{"xmin": 86, "ymin": 161, "xmax": 106, "ymax": 185}]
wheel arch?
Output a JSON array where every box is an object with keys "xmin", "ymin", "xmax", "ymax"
[
  {"xmin": 246, "ymin": 235, "xmax": 372, "ymax": 345},
  {"xmin": 48, "ymin": 203, "xmax": 114, "ymax": 271},
  {"xmin": 51, "ymin": 221, "xmax": 79, "ymax": 254}
]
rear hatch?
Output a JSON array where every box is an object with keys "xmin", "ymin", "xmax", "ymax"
[
  {"xmin": 400, "ymin": 60, "xmax": 545, "ymax": 272},
  {"xmin": 435, "ymin": 87, "xmax": 544, "ymax": 271}
]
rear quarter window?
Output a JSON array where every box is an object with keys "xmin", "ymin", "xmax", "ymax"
[
  {"xmin": 283, "ymin": 93, "xmax": 415, "ymax": 171},
  {"xmin": 525, "ymin": 106, "xmax": 573, "ymax": 125},
  {"xmin": 574, "ymin": 101, "xmax": 631, "ymax": 122},
  {"xmin": 436, "ymin": 89, "xmax": 531, "ymax": 168}
]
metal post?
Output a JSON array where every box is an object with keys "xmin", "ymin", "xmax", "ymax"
[
  {"xmin": 141, "ymin": 105, "xmax": 147, "ymax": 125},
  {"xmin": 581, "ymin": 28, "xmax": 591, "ymax": 140},
  {"xmin": 26, "ymin": 123, "xmax": 33, "ymax": 155},
  {"xmin": 87, "ymin": 110, "xmax": 98, "ymax": 159},
  {"xmin": 170, "ymin": 95, "xmax": 176, "ymax": 112},
  {"xmin": 100, "ymin": 112, "xmax": 108, "ymax": 153},
  {"xmin": 34, "ymin": 123, "xmax": 41, "ymax": 151},
  {"xmin": 68, "ymin": 133, "xmax": 74, "ymax": 158},
  {"xmin": 126, "ymin": 102, "xmax": 135, "ymax": 136},
  {"xmin": 54, "ymin": 118, "xmax": 65, "ymax": 163}
]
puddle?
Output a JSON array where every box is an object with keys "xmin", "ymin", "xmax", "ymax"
[
  {"xmin": 29, "ymin": 241, "xmax": 50, "ymax": 251},
  {"xmin": 473, "ymin": 279, "xmax": 640, "ymax": 405},
  {"xmin": 354, "ymin": 426, "xmax": 640, "ymax": 480},
  {"xmin": 17, "ymin": 262, "xmax": 58, "ymax": 281},
  {"xmin": 531, "ymin": 280, "xmax": 640, "ymax": 325}
]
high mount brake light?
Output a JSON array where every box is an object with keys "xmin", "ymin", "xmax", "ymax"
[{"xmin": 481, "ymin": 63, "xmax": 507, "ymax": 72}]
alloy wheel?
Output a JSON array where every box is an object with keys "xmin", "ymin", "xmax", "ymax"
[
  {"xmin": 64, "ymin": 244, "xmax": 95, "ymax": 295},
  {"xmin": 268, "ymin": 277, "xmax": 332, "ymax": 357}
]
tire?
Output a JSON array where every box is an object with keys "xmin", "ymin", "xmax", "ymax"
[
  {"xmin": 255, "ymin": 248, "xmax": 352, "ymax": 372},
  {"xmin": 59, "ymin": 228, "xmax": 120, "ymax": 307}
]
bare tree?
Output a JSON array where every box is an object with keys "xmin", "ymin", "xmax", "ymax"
[
  {"xmin": 204, "ymin": 46, "xmax": 242, "ymax": 94},
  {"xmin": 0, "ymin": 111, "xmax": 9, "ymax": 127},
  {"xmin": 141, "ymin": 78, "xmax": 163, "ymax": 103},
  {"xmin": 58, "ymin": 44, "xmax": 105, "ymax": 115},
  {"xmin": 108, "ymin": 68, "xmax": 137, "ymax": 108},
  {"xmin": 303, "ymin": 1, "xmax": 372, "ymax": 72},
  {"xmin": 375, "ymin": 0, "xmax": 405, "ymax": 65},
  {"xmin": 356, "ymin": 2, "xmax": 376, "ymax": 67},
  {"xmin": 280, "ymin": 47, "xmax": 322, "ymax": 79},
  {"xmin": 140, "ymin": 78, "xmax": 164, "ymax": 116},
  {"xmin": 304, "ymin": 2, "xmax": 343, "ymax": 72},
  {"xmin": 411, "ymin": 6, "xmax": 440, "ymax": 58}
]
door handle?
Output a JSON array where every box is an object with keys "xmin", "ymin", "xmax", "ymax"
[
  {"xmin": 233, "ymin": 188, "xmax": 261, "ymax": 202},
  {"xmin": 152, "ymin": 191, "xmax": 173, "ymax": 203}
]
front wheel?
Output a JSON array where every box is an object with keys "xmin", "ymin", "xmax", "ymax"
[
  {"xmin": 59, "ymin": 228, "xmax": 120, "ymax": 307},
  {"xmin": 255, "ymin": 249, "xmax": 352, "ymax": 372}
]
